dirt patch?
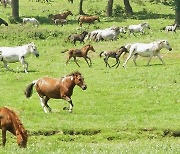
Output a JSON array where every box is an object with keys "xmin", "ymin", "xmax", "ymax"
[
  {"xmin": 29, "ymin": 130, "xmax": 61, "ymax": 136},
  {"xmin": 62, "ymin": 129, "xmax": 101, "ymax": 136}
]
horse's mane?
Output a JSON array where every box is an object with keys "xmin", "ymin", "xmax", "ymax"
[
  {"xmin": 4, "ymin": 107, "xmax": 28, "ymax": 140},
  {"xmin": 63, "ymin": 71, "xmax": 82, "ymax": 78}
]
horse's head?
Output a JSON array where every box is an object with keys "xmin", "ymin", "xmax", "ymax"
[
  {"xmin": 67, "ymin": 10, "xmax": 73, "ymax": 16},
  {"xmin": 87, "ymin": 44, "xmax": 95, "ymax": 52},
  {"xmin": 73, "ymin": 72, "xmax": 87, "ymax": 90},
  {"xmin": 82, "ymin": 31, "xmax": 88, "ymax": 36},
  {"xmin": 16, "ymin": 130, "xmax": 28, "ymax": 148},
  {"xmin": 160, "ymin": 40, "xmax": 172, "ymax": 51},
  {"xmin": 28, "ymin": 43, "xmax": 39, "ymax": 57},
  {"xmin": 118, "ymin": 46, "xmax": 129, "ymax": 53}
]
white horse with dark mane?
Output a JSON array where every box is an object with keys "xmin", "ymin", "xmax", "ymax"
[
  {"xmin": 128, "ymin": 22, "xmax": 150, "ymax": 36},
  {"xmin": 0, "ymin": 43, "xmax": 39, "ymax": 73},
  {"xmin": 123, "ymin": 40, "xmax": 172, "ymax": 67}
]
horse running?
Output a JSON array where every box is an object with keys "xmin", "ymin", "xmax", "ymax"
[
  {"xmin": 0, "ymin": 107, "xmax": 28, "ymax": 148},
  {"xmin": 0, "ymin": 42, "xmax": 39, "ymax": 73},
  {"xmin": 100, "ymin": 46, "xmax": 128, "ymax": 68},
  {"xmin": 78, "ymin": 15, "xmax": 100, "ymax": 27},
  {"xmin": 123, "ymin": 40, "xmax": 172, "ymax": 67},
  {"xmin": 25, "ymin": 71, "xmax": 87, "ymax": 113},
  {"xmin": 51, "ymin": 11, "xmax": 73, "ymax": 21},
  {"xmin": 62, "ymin": 44, "xmax": 95, "ymax": 67},
  {"xmin": 68, "ymin": 31, "xmax": 88, "ymax": 45}
]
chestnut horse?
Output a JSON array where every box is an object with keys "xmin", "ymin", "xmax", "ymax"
[
  {"xmin": 25, "ymin": 71, "xmax": 87, "ymax": 113},
  {"xmin": 78, "ymin": 15, "xmax": 100, "ymax": 27},
  {"xmin": 51, "ymin": 11, "xmax": 73, "ymax": 20},
  {"xmin": 62, "ymin": 44, "xmax": 95, "ymax": 67},
  {"xmin": 0, "ymin": 107, "xmax": 28, "ymax": 148},
  {"xmin": 100, "ymin": 46, "xmax": 128, "ymax": 68}
]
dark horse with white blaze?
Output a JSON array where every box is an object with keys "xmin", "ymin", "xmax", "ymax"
[{"xmin": 25, "ymin": 71, "xmax": 87, "ymax": 113}]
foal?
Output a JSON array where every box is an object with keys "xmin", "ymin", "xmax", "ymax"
[
  {"xmin": 99, "ymin": 46, "xmax": 128, "ymax": 68},
  {"xmin": 78, "ymin": 15, "xmax": 100, "ymax": 27},
  {"xmin": 68, "ymin": 31, "xmax": 88, "ymax": 45},
  {"xmin": 62, "ymin": 44, "xmax": 95, "ymax": 67},
  {"xmin": 0, "ymin": 107, "xmax": 28, "ymax": 148},
  {"xmin": 51, "ymin": 11, "xmax": 73, "ymax": 20}
]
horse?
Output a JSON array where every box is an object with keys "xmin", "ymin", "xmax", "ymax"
[
  {"xmin": 51, "ymin": 11, "xmax": 73, "ymax": 21},
  {"xmin": 23, "ymin": 18, "xmax": 39, "ymax": 27},
  {"xmin": 123, "ymin": 40, "xmax": 172, "ymax": 67},
  {"xmin": 128, "ymin": 22, "xmax": 150, "ymax": 36},
  {"xmin": 25, "ymin": 71, "xmax": 87, "ymax": 113},
  {"xmin": 99, "ymin": 46, "xmax": 128, "ymax": 68},
  {"xmin": 78, "ymin": 15, "xmax": 100, "ymax": 27},
  {"xmin": 62, "ymin": 44, "xmax": 95, "ymax": 67},
  {"xmin": 164, "ymin": 23, "xmax": 177, "ymax": 33},
  {"xmin": 54, "ymin": 19, "xmax": 67, "ymax": 26},
  {"xmin": 0, "ymin": 18, "xmax": 8, "ymax": 26},
  {"xmin": 0, "ymin": 42, "xmax": 39, "ymax": 73},
  {"xmin": 0, "ymin": 107, "xmax": 28, "ymax": 148},
  {"xmin": 68, "ymin": 31, "xmax": 88, "ymax": 45}
]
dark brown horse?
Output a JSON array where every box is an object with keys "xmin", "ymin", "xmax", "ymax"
[
  {"xmin": 62, "ymin": 44, "xmax": 95, "ymax": 67},
  {"xmin": 78, "ymin": 15, "xmax": 100, "ymax": 27},
  {"xmin": 51, "ymin": 11, "xmax": 73, "ymax": 21},
  {"xmin": 68, "ymin": 31, "xmax": 88, "ymax": 45},
  {"xmin": 100, "ymin": 46, "xmax": 128, "ymax": 68},
  {"xmin": 0, "ymin": 107, "xmax": 28, "ymax": 148},
  {"xmin": 25, "ymin": 71, "xmax": 87, "ymax": 113}
]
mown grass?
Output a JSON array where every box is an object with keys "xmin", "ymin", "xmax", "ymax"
[{"xmin": 0, "ymin": 0, "xmax": 179, "ymax": 153}]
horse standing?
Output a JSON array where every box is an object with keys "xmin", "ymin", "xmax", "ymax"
[
  {"xmin": 123, "ymin": 40, "xmax": 172, "ymax": 67},
  {"xmin": 0, "ymin": 107, "xmax": 28, "ymax": 148},
  {"xmin": 128, "ymin": 23, "xmax": 150, "ymax": 36},
  {"xmin": 25, "ymin": 71, "xmax": 87, "ymax": 113},
  {"xmin": 62, "ymin": 44, "xmax": 95, "ymax": 67},
  {"xmin": 0, "ymin": 42, "xmax": 39, "ymax": 73},
  {"xmin": 78, "ymin": 15, "xmax": 100, "ymax": 27},
  {"xmin": 100, "ymin": 46, "xmax": 128, "ymax": 68},
  {"xmin": 68, "ymin": 31, "xmax": 88, "ymax": 45}
]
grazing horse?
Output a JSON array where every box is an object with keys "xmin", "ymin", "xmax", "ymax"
[
  {"xmin": 0, "ymin": 18, "xmax": 8, "ymax": 26},
  {"xmin": 164, "ymin": 24, "xmax": 177, "ymax": 33},
  {"xmin": 23, "ymin": 18, "xmax": 39, "ymax": 27},
  {"xmin": 51, "ymin": 11, "xmax": 73, "ymax": 21},
  {"xmin": 62, "ymin": 44, "xmax": 95, "ymax": 67},
  {"xmin": 68, "ymin": 31, "xmax": 88, "ymax": 45},
  {"xmin": 99, "ymin": 46, "xmax": 128, "ymax": 68},
  {"xmin": 78, "ymin": 15, "xmax": 100, "ymax": 27},
  {"xmin": 0, "ymin": 42, "xmax": 39, "ymax": 73},
  {"xmin": 128, "ymin": 22, "xmax": 150, "ymax": 36},
  {"xmin": 123, "ymin": 40, "xmax": 172, "ymax": 67},
  {"xmin": 0, "ymin": 107, "xmax": 28, "ymax": 148},
  {"xmin": 25, "ymin": 71, "xmax": 87, "ymax": 113}
]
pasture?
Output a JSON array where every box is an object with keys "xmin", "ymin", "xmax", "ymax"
[{"xmin": 0, "ymin": 0, "xmax": 180, "ymax": 153}]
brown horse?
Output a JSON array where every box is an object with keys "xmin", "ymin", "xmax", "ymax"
[
  {"xmin": 25, "ymin": 71, "xmax": 87, "ymax": 113},
  {"xmin": 51, "ymin": 11, "xmax": 73, "ymax": 21},
  {"xmin": 62, "ymin": 44, "xmax": 95, "ymax": 67},
  {"xmin": 78, "ymin": 15, "xmax": 100, "ymax": 27},
  {"xmin": 99, "ymin": 46, "xmax": 128, "ymax": 68},
  {"xmin": 68, "ymin": 31, "xmax": 88, "ymax": 45},
  {"xmin": 0, "ymin": 107, "xmax": 28, "ymax": 148}
]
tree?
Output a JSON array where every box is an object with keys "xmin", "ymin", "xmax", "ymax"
[
  {"xmin": 107, "ymin": 0, "xmax": 113, "ymax": 17},
  {"xmin": 11, "ymin": 0, "xmax": 20, "ymax": 21},
  {"xmin": 175, "ymin": 0, "xmax": 180, "ymax": 25},
  {"xmin": 123, "ymin": 0, "xmax": 133, "ymax": 15},
  {"xmin": 79, "ymin": 0, "xmax": 85, "ymax": 15}
]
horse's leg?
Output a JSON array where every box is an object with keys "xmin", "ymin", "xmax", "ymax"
[
  {"xmin": 66, "ymin": 55, "xmax": 72, "ymax": 65},
  {"xmin": 19, "ymin": 57, "xmax": 28, "ymax": 73},
  {"xmin": 133, "ymin": 54, "xmax": 138, "ymax": 66},
  {"xmin": 2, "ymin": 128, "xmax": 6, "ymax": 146},
  {"xmin": 146, "ymin": 55, "xmax": 154, "ymax": 66},
  {"xmin": 62, "ymin": 96, "xmax": 73, "ymax": 113},
  {"xmin": 116, "ymin": 59, "xmax": 120, "ymax": 68},
  {"xmin": 39, "ymin": 96, "xmax": 49, "ymax": 113},
  {"xmin": 123, "ymin": 51, "xmax": 134, "ymax": 67},
  {"xmin": 73, "ymin": 57, "xmax": 80, "ymax": 67},
  {"xmin": 86, "ymin": 56, "xmax": 92, "ymax": 67},
  {"xmin": 104, "ymin": 57, "xmax": 110, "ymax": 68},
  {"xmin": 44, "ymin": 97, "xmax": 51, "ymax": 112},
  {"xmin": 157, "ymin": 53, "xmax": 165, "ymax": 65},
  {"xmin": 111, "ymin": 57, "xmax": 119, "ymax": 68},
  {"xmin": 3, "ymin": 61, "xmax": 10, "ymax": 71}
]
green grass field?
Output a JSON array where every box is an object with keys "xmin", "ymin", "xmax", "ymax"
[{"xmin": 0, "ymin": 0, "xmax": 179, "ymax": 153}]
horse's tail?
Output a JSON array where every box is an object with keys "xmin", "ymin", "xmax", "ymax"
[
  {"xmin": 99, "ymin": 51, "xmax": 104, "ymax": 57},
  {"xmin": 61, "ymin": 49, "xmax": 68, "ymax": 53},
  {"xmin": 24, "ymin": 80, "xmax": 37, "ymax": 98}
]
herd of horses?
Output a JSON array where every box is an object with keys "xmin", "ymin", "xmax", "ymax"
[{"xmin": 0, "ymin": 1, "xmax": 177, "ymax": 148}]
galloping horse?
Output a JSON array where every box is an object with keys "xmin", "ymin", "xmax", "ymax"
[
  {"xmin": 25, "ymin": 71, "xmax": 87, "ymax": 113},
  {"xmin": 51, "ymin": 11, "xmax": 73, "ymax": 21},
  {"xmin": 78, "ymin": 15, "xmax": 100, "ymax": 27},
  {"xmin": 0, "ymin": 42, "xmax": 39, "ymax": 73},
  {"xmin": 68, "ymin": 31, "xmax": 88, "ymax": 45},
  {"xmin": 62, "ymin": 44, "xmax": 95, "ymax": 67},
  {"xmin": 100, "ymin": 46, "xmax": 128, "ymax": 68},
  {"xmin": 123, "ymin": 40, "xmax": 172, "ymax": 67},
  {"xmin": 0, "ymin": 107, "xmax": 28, "ymax": 148}
]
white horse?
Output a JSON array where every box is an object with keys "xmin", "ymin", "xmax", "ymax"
[
  {"xmin": 165, "ymin": 24, "xmax": 177, "ymax": 32},
  {"xmin": 23, "ymin": 18, "xmax": 40, "ymax": 27},
  {"xmin": 0, "ymin": 43, "xmax": 39, "ymax": 73},
  {"xmin": 123, "ymin": 40, "xmax": 172, "ymax": 67},
  {"xmin": 128, "ymin": 22, "xmax": 150, "ymax": 36}
]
